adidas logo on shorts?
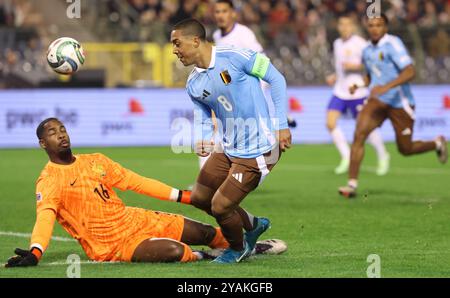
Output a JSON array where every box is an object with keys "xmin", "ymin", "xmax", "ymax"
[{"xmin": 232, "ymin": 173, "xmax": 243, "ymax": 183}]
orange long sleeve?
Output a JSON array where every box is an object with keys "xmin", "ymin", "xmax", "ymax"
[
  {"xmin": 101, "ymin": 153, "xmax": 191, "ymax": 204},
  {"xmin": 122, "ymin": 170, "xmax": 191, "ymax": 204},
  {"xmin": 30, "ymin": 209, "xmax": 56, "ymax": 258},
  {"xmin": 124, "ymin": 170, "xmax": 176, "ymax": 199}
]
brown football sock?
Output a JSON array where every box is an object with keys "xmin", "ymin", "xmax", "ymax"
[
  {"xmin": 236, "ymin": 207, "xmax": 256, "ymax": 232},
  {"xmin": 216, "ymin": 211, "xmax": 244, "ymax": 251}
]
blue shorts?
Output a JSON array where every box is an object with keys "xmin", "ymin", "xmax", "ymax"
[{"xmin": 327, "ymin": 96, "xmax": 367, "ymax": 119}]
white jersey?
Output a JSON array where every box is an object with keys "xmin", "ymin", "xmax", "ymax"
[
  {"xmin": 213, "ymin": 23, "xmax": 263, "ymax": 53},
  {"xmin": 333, "ymin": 35, "xmax": 369, "ymax": 100}
]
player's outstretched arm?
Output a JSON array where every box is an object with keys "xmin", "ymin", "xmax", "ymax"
[
  {"xmin": 5, "ymin": 209, "xmax": 56, "ymax": 267},
  {"xmin": 122, "ymin": 170, "xmax": 192, "ymax": 204},
  {"xmin": 103, "ymin": 154, "xmax": 192, "ymax": 204}
]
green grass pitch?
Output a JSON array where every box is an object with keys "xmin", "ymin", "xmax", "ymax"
[{"xmin": 0, "ymin": 144, "xmax": 449, "ymax": 277}]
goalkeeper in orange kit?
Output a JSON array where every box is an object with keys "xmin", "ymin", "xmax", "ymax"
[{"xmin": 5, "ymin": 118, "xmax": 287, "ymax": 267}]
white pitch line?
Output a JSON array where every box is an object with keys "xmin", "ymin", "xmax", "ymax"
[
  {"xmin": 0, "ymin": 231, "xmax": 76, "ymax": 242},
  {"xmin": 42, "ymin": 261, "xmax": 122, "ymax": 266}
]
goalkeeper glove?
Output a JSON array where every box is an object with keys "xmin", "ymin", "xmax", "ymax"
[{"xmin": 5, "ymin": 247, "xmax": 41, "ymax": 268}]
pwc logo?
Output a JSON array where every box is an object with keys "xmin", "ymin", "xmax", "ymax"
[
  {"xmin": 289, "ymin": 96, "xmax": 303, "ymax": 113},
  {"xmin": 444, "ymin": 95, "xmax": 450, "ymax": 110},
  {"xmin": 128, "ymin": 98, "xmax": 145, "ymax": 115},
  {"xmin": 102, "ymin": 97, "xmax": 144, "ymax": 136}
]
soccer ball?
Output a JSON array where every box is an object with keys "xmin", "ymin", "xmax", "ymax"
[{"xmin": 47, "ymin": 37, "xmax": 85, "ymax": 75}]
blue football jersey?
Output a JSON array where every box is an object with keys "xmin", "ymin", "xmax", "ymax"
[
  {"xmin": 362, "ymin": 34, "xmax": 415, "ymax": 108},
  {"xmin": 186, "ymin": 46, "xmax": 288, "ymax": 158}
]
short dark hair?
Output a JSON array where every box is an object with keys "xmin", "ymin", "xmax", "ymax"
[
  {"xmin": 338, "ymin": 13, "xmax": 355, "ymax": 22},
  {"xmin": 36, "ymin": 117, "xmax": 60, "ymax": 139},
  {"xmin": 173, "ymin": 18, "xmax": 206, "ymax": 41},
  {"xmin": 369, "ymin": 13, "xmax": 389, "ymax": 25},
  {"xmin": 216, "ymin": 0, "xmax": 234, "ymax": 9},
  {"xmin": 380, "ymin": 13, "xmax": 389, "ymax": 25}
]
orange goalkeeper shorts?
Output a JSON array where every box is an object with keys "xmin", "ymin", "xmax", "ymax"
[{"xmin": 113, "ymin": 209, "xmax": 185, "ymax": 262}]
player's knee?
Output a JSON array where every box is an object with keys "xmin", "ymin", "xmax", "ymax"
[
  {"xmin": 211, "ymin": 200, "xmax": 233, "ymax": 218},
  {"xmin": 326, "ymin": 120, "xmax": 336, "ymax": 132},
  {"xmin": 398, "ymin": 144, "xmax": 414, "ymax": 156},
  {"xmin": 211, "ymin": 203, "xmax": 226, "ymax": 218},
  {"xmin": 353, "ymin": 130, "xmax": 368, "ymax": 145},
  {"xmin": 165, "ymin": 242, "xmax": 185, "ymax": 261},
  {"xmin": 191, "ymin": 192, "xmax": 211, "ymax": 212}
]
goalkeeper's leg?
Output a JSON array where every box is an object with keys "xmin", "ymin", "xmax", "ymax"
[
  {"xmin": 131, "ymin": 238, "xmax": 199, "ymax": 263},
  {"xmin": 129, "ymin": 217, "xmax": 229, "ymax": 263},
  {"xmin": 181, "ymin": 217, "xmax": 229, "ymax": 249}
]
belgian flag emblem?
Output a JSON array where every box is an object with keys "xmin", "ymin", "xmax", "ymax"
[
  {"xmin": 379, "ymin": 51, "xmax": 384, "ymax": 61},
  {"xmin": 220, "ymin": 70, "xmax": 231, "ymax": 85}
]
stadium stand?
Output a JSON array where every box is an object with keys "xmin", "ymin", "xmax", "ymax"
[{"xmin": 1, "ymin": 0, "xmax": 450, "ymax": 88}]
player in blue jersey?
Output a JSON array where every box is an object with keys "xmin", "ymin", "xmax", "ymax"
[
  {"xmin": 339, "ymin": 15, "xmax": 448, "ymax": 198},
  {"xmin": 171, "ymin": 18, "xmax": 291, "ymax": 263}
]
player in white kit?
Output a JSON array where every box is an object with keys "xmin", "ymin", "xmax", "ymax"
[
  {"xmin": 326, "ymin": 16, "xmax": 390, "ymax": 175},
  {"xmin": 212, "ymin": 0, "xmax": 264, "ymax": 53}
]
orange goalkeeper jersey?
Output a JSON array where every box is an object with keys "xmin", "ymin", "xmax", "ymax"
[{"xmin": 32, "ymin": 153, "xmax": 186, "ymax": 261}]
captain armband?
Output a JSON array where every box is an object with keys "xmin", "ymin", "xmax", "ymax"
[{"xmin": 250, "ymin": 53, "xmax": 270, "ymax": 79}]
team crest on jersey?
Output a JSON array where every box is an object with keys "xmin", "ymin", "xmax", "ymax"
[
  {"xmin": 92, "ymin": 163, "xmax": 106, "ymax": 178},
  {"xmin": 220, "ymin": 70, "xmax": 231, "ymax": 85},
  {"xmin": 36, "ymin": 192, "xmax": 42, "ymax": 202},
  {"xmin": 379, "ymin": 51, "xmax": 384, "ymax": 61}
]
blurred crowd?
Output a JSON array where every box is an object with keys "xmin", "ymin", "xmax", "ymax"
[
  {"xmin": 95, "ymin": 0, "xmax": 450, "ymax": 84},
  {"xmin": 114, "ymin": 0, "xmax": 450, "ymax": 42},
  {"xmin": 1, "ymin": 0, "xmax": 450, "ymax": 87},
  {"xmin": 0, "ymin": 0, "xmax": 49, "ymax": 88}
]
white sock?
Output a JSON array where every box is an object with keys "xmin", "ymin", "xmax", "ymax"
[
  {"xmin": 193, "ymin": 251, "xmax": 203, "ymax": 260},
  {"xmin": 331, "ymin": 127, "xmax": 350, "ymax": 160},
  {"xmin": 199, "ymin": 155, "xmax": 210, "ymax": 169},
  {"xmin": 348, "ymin": 179, "xmax": 358, "ymax": 189},
  {"xmin": 368, "ymin": 129, "xmax": 389, "ymax": 160},
  {"xmin": 435, "ymin": 138, "xmax": 442, "ymax": 150},
  {"xmin": 241, "ymin": 209, "xmax": 255, "ymax": 231}
]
